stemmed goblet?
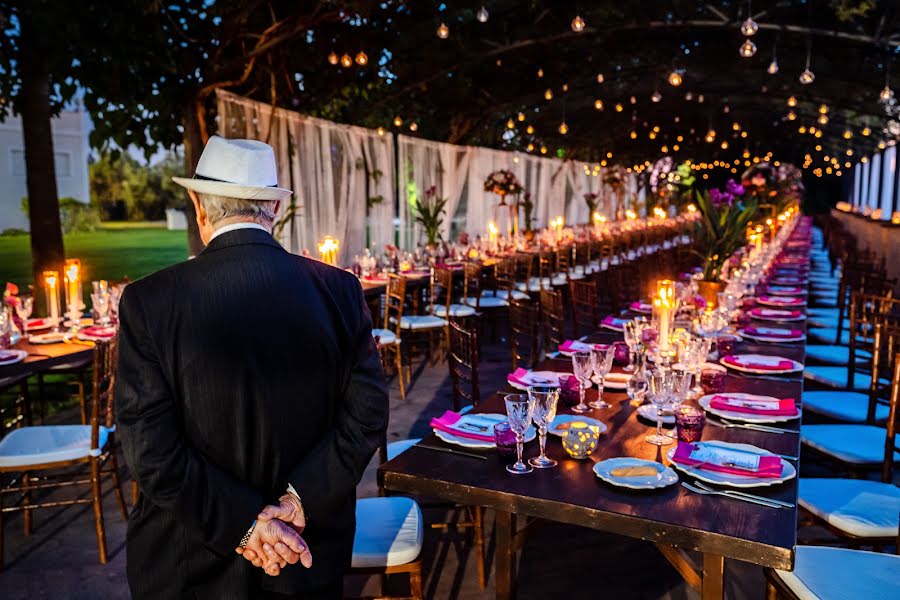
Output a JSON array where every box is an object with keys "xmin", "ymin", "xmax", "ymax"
[
  {"xmin": 646, "ymin": 370, "xmax": 674, "ymax": 446},
  {"xmin": 589, "ymin": 346, "xmax": 614, "ymax": 409},
  {"xmin": 571, "ymin": 351, "xmax": 593, "ymax": 413},
  {"xmin": 15, "ymin": 296, "xmax": 33, "ymax": 327},
  {"xmin": 527, "ymin": 385, "xmax": 559, "ymax": 469},
  {"xmin": 665, "ymin": 369, "xmax": 694, "ymax": 438},
  {"xmin": 504, "ymin": 393, "xmax": 535, "ymax": 475}
]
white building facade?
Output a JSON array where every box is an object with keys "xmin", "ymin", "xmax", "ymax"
[{"xmin": 0, "ymin": 104, "xmax": 91, "ymax": 231}]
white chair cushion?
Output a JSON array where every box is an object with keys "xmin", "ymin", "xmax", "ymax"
[
  {"xmin": 802, "ymin": 391, "xmax": 889, "ymax": 423},
  {"xmin": 0, "ymin": 425, "xmax": 110, "ymax": 468},
  {"xmin": 807, "ymin": 328, "xmax": 849, "ymax": 345},
  {"xmin": 372, "ymin": 328, "xmax": 398, "ymax": 346},
  {"xmin": 351, "ymin": 497, "xmax": 423, "ymax": 568},
  {"xmin": 802, "ymin": 424, "xmax": 900, "ymax": 465},
  {"xmin": 562, "ymin": 271, "xmax": 585, "ymax": 281},
  {"xmin": 462, "ymin": 295, "xmax": 507, "ymax": 308},
  {"xmin": 484, "ymin": 289, "xmax": 529, "ymax": 301},
  {"xmin": 799, "ymin": 478, "xmax": 900, "ymax": 538},
  {"xmin": 386, "ymin": 438, "xmax": 422, "ymax": 461},
  {"xmin": 433, "ymin": 304, "xmax": 476, "ymax": 318},
  {"xmin": 550, "ymin": 274, "xmax": 568, "ymax": 286},
  {"xmin": 805, "ymin": 345, "xmax": 871, "ymax": 365},
  {"xmin": 398, "ymin": 315, "xmax": 448, "ymax": 330},
  {"xmin": 804, "ymin": 366, "xmax": 886, "ymax": 391},
  {"xmin": 774, "ymin": 546, "xmax": 900, "ymax": 600}
]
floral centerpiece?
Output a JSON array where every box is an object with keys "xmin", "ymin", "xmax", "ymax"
[
  {"xmin": 484, "ymin": 169, "xmax": 523, "ymax": 205},
  {"xmin": 583, "ymin": 192, "xmax": 599, "ymax": 216},
  {"xmin": 520, "ymin": 192, "xmax": 535, "ymax": 234},
  {"xmin": 603, "ymin": 165, "xmax": 627, "ymax": 218},
  {"xmin": 693, "ymin": 180, "xmax": 758, "ymax": 306},
  {"xmin": 414, "ymin": 185, "xmax": 448, "ymax": 246}
]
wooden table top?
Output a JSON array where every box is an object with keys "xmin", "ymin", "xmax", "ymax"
[
  {"xmin": 379, "ymin": 307, "xmax": 807, "ymax": 571},
  {"xmin": 0, "ymin": 337, "xmax": 94, "ymax": 382}
]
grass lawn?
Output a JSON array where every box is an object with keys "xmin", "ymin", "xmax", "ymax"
[{"xmin": 0, "ymin": 223, "xmax": 188, "ymax": 287}]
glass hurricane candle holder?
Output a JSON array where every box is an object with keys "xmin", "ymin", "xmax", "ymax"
[
  {"xmin": 557, "ymin": 374, "xmax": 580, "ymax": 407},
  {"xmin": 493, "ymin": 422, "xmax": 517, "ymax": 460},
  {"xmin": 700, "ymin": 366, "xmax": 727, "ymax": 395},
  {"xmin": 674, "ymin": 406, "xmax": 706, "ymax": 443},
  {"xmin": 562, "ymin": 422, "xmax": 600, "ymax": 459}
]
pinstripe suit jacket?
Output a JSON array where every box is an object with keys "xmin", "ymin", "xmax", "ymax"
[{"xmin": 115, "ymin": 228, "xmax": 388, "ymax": 599}]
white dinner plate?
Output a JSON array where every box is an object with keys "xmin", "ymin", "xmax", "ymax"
[
  {"xmin": 27, "ymin": 332, "xmax": 71, "ymax": 344},
  {"xmin": 508, "ymin": 371, "xmax": 587, "ymax": 391},
  {"xmin": 666, "ymin": 440, "xmax": 796, "ymax": 488},
  {"xmin": 739, "ymin": 328, "xmax": 806, "ymax": 343},
  {"xmin": 636, "ymin": 403, "xmax": 676, "ymax": 424},
  {"xmin": 0, "ymin": 349, "xmax": 27, "ymax": 366},
  {"xmin": 720, "ymin": 354, "xmax": 804, "ymax": 374},
  {"xmin": 749, "ymin": 309, "xmax": 806, "ymax": 322},
  {"xmin": 698, "ymin": 393, "xmax": 801, "ymax": 423},
  {"xmin": 757, "ymin": 297, "xmax": 806, "ymax": 308},
  {"xmin": 594, "ymin": 458, "xmax": 679, "ymax": 490},
  {"xmin": 594, "ymin": 371, "xmax": 631, "ymax": 389},
  {"xmin": 548, "ymin": 414, "xmax": 607, "ymax": 437},
  {"xmin": 433, "ymin": 413, "xmax": 535, "ymax": 449}
]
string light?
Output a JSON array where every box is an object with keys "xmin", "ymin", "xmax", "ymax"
[
  {"xmin": 767, "ymin": 59, "xmax": 779, "ymax": 74},
  {"xmin": 880, "ymin": 85, "xmax": 894, "ymax": 102},
  {"xmin": 630, "ymin": 131, "xmax": 637, "ymax": 139},
  {"xmin": 327, "ymin": 52, "xmax": 339, "ymax": 65},
  {"xmin": 571, "ymin": 15, "xmax": 586, "ymax": 32},
  {"xmin": 614, "ymin": 103, "xmax": 623, "ymax": 112},
  {"xmin": 526, "ymin": 125, "xmax": 534, "ymax": 134},
  {"xmin": 594, "ymin": 99, "xmax": 604, "ymax": 110},
  {"xmin": 517, "ymin": 112, "xmax": 526, "ymax": 122},
  {"xmin": 409, "ymin": 122, "xmax": 418, "ymax": 132},
  {"xmin": 377, "ymin": 127, "xmax": 385, "ymax": 136},
  {"xmin": 818, "ymin": 104, "xmax": 828, "ymax": 114},
  {"xmin": 739, "ymin": 39, "xmax": 757, "ymax": 58},
  {"xmin": 799, "ymin": 68, "xmax": 815, "ymax": 84},
  {"xmin": 527, "ymin": 143, "xmax": 535, "ymax": 152},
  {"xmin": 540, "ymin": 146, "xmax": 548, "ymax": 155},
  {"xmin": 537, "ymin": 68, "xmax": 544, "ymax": 78},
  {"xmin": 544, "ymin": 88, "xmax": 554, "ymax": 101},
  {"xmin": 437, "ymin": 22, "xmax": 449, "ymax": 39},
  {"xmin": 393, "ymin": 116, "xmax": 402, "ymax": 127},
  {"xmin": 818, "ymin": 114, "xmax": 828, "ymax": 125},
  {"xmin": 651, "ymin": 90, "xmax": 662, "ymax": 102},
  {"xmin": 787, "ymin": 96, "xmax": 797, "ymax": 107},
  {"xmin": 355, "ymin": 51, "xmax": 368, "ymax": 66},
  {"xmin": 705, "ymin": 129, "xmax": 716, "ymax": 143},
  {"xmin": 476, "ymin": 5, "xmax": 489, "ymax": 22},
  {"xmin": 558, "ymin": 122, "xmax": 569, "ymax": 135},
  {"xmin": 721, "ymin": 140, "xmax": 729, "ymax": 149},
  {"xmin": 787, "ymin": 111, "xmax": 797, "ymax": 120},
  {"xmin": 668, "ymin": 70, "xmax": 683, "ymax": 86},
  {"xmin": 507, "ymin": 118, "xmax": 515, "ymax": 129},
  {"xmin": 596, "ymin": 73, "xmax": 604, "ymax": 83},
  {"xmin": 340, "ymin": 54, "xmax": 353, "ymax": 67},
  {"xmin": 741, "ymin": 16, "xmax": 759, "ymax": 36}
]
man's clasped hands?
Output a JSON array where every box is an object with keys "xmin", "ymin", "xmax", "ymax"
[{"xmin": 235, "ymin": 492, "xmax": 312, "ymax": 576}]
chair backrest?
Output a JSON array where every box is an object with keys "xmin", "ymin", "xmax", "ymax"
[
  {"xmin": 463, "ymin": 261, "xmax": 483, "ymax": 308},
  {"xmin": 494, "ymin": 259, "xmax": 516, "ymax": 296},
  {"xmin": 385, "ymin": 274, "xmax": 406, "ymax": 333},
  {"xmin": 556, "ymin": 245, "xmax": 574, "ymax": 280},
  {"xmin": 871, "ymin": 321, "xmax": 900, "ymax": 482},
  {"xmin": 540, "ymin": 288, "xmax": 565, "ymax": 353},
  {"xmin": 514, "ymin": 253, "xmax": 534, "ymax": 287},
  {"xmin": 537, "ymin": 252, "xmax": 554, "ymax": 290},
  {"xmin": 509, "ymin": 298, "xmax": 539, "ymax": 371},
  {"xmin": 448, "ymin": 320, "xmax": 479, "ymax": 411},
  {"xmin": 570, "ymin": 279, "xmax": 599, "ymax": 338},
  {"xmin": 91, "ymin": 338, "xmax": 118, "ymax": 451},
  {"xmin": 846, "ymin": 291, "xmax": 897, "ymax": 387},
  {"xmin": 433, "ymin": 266, "xmax": 455, "ymax": 315}
]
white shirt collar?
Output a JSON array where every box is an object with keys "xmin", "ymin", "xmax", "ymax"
[{"xmin": 209, "ymin": 222, "xmax": 270, "ymax": 242}]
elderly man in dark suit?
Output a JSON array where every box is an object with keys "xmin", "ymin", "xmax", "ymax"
[{"xmin": 116, "ymin": 136, "xmax": 389, "ymax": 599}]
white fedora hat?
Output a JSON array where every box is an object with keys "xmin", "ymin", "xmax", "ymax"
[{"xmin": 172, "ymin": 135, "xmax": 292, "ymax": 201}]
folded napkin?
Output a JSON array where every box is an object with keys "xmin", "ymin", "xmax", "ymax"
[
  {"xmin": 558, "ymin": 340, "xmax": 607, "ymax": 354},
  {"xmin": 709, "ymin": 395, "xmax": 798, "ymax": 416},
  {"xmin": 81, "ymin": 326, "xmax": 117, "ymax": 338},
  {"xmin": 759, "ymin": 296, "xmax": 803, "ymax": 305},
  {"xmin": 601, "ymin": 315, "xmax": 626, "ymax": 329},
  {"xmin": 0, "ymin": 350, "xmax": 19, "ymax": 361},
  {"xmin": 767, "ymin": 286, "xmax": 803, "ymax": 295},
  {"xmin": 672, "ymin": 442, "xmax": 783, "ymax": 478},
  {"xmin": 750, "ymin": 308, "xmax": 802, "ymax": 319},
  {"xmin": 629, "ymin": 301, "xmax": 652, "ymax": 313},
  {"xmin": 741, "ymin": 326, "xmax": 803, "ymax": 339},
  {"xmin": 507, "ymin": 368, "xmax": 563, "ymax": 388},
  {"xmin": 770, "ymin": 278, "xmax": 806, "ymax": 285},
  {"xmin": 429, "ymin": 411, "xmax": 500, "ymax": 442},
  {"xmin": 26, "ymin": 318, "xmax": 50, "ymax": 328},
  {"xmin": 722, "ymin": 354, "xmax": 795, "ymax": 370}
]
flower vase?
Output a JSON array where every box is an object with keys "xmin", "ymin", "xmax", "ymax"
[
  {"xmin": 698, "ymin": 280, "xmax": 723, "ymax": 310},
  {"xmin": 496, "ymin": 191, "xmax": 507, "ymax": 207}
]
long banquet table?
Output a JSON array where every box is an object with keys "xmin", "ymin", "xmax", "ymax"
[{"xmin": 379, "ymin": 274, "xmax": 809, "ymax": 599}]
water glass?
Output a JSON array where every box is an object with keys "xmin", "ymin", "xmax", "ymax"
[
  {"xmin": 92, "ymin": 292, "xmax": 111, "ymax": 326},
  {"xmin": 646, "ymin": 370, "xmax": 674, "ymax": 446},
  {"xmin": 527, "ymin": 386, "xmax": 560, "ymax": 469},
  {"xmin": 15, "ymin": 296, "xmax": 33, "ymax": 324},
  {"xmin": 674, "ymin": 406, "xmax": 706, "ymax": 443},
  {"xmin": 504, "ymin": 393, "xmax": 535, "ymax": 474},
  {"xmin": 589, "ymin": 346, "xmax": 614, "ymax": 409},
  {"xmin": 493, "ymin": 422, "xmax": 517, "ymax": 460},
  {"xmin": 571, "ymin": 351, "xmax": 593, "ymax": 413}
]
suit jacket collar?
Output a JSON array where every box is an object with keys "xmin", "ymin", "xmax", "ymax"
[{"xmin": 199, "ymin": 227, "xmax": 284, "ymax": 256}]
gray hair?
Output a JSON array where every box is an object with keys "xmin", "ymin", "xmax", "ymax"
[{"xmin": 198, "ymin": 193, "xmax": 278, "ymax": 228}]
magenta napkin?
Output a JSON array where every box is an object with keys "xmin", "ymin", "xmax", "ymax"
[
  {"xmin": 741, "ymin": 327, "xmax": 803, "ymax": 339},
  {"xmin": 0, "ymin": 350, "xmax": 19, "ymax": 361},
  {"xmin": 750, "ymin": 308, "xmax": 803, "ymax": 319},
  {"xmin": 558, "ymin": 340, "xmax": 607, "ymax": 354},
  {"xmin": 81, "ymin": 326, "xmax": 117, "ymax": 339},
  {"xmin": 429, "ymin": 411, "xmax": 495, "ymax": 442},
  {"xmin": 709, "ymin": 395, "xmax": 798, "ymax": 416},
  {"xmin": 601, "ymin": 315, "xmax": 625, "ymax": 329},
  {"xmin": 722, "ymin": 354, "xmax": 795, "ymax": 370},
  {"xmin": 758, "ymin": 296, "xmax": 803, "ymax": 306},
  {"xmin": 629, "ymin": 301, "xmax": 652, "ymax": 313},
  {"xmin": 671, "ymin": 442, "xmax": 783, "ymax": 478}
]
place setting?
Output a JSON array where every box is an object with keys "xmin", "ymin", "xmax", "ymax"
[
  {"xmin": 738, "ymin": 326, "xmax": 806, "ymax": 343},
  {"xmin": 719, "ymin": 353, "xmax": 804, "ymax": 375}
]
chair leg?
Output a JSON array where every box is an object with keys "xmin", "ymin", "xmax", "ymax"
[
  {"xmin": 90, "ymin": 458, "xmax": 108, "ymax": 564},
  {"xmin": 109, "ymin": 451, "xmax": 129, "ymax": 520},
  {"xmin": 473, "ymin": 505, "xmax": 486, "ymax": 589},
  {"xmin": 22, "ymin": 472, "xmax": 32, "ymax": 536},
  {"xmin": 408, "ymin": 560, "xmax": 424, "ymax": 600},
  {"xmin": 395, "ymin": 346, "xmax": 406, "ymax": 401},
  {"xmin": 36, "ymin": 373, "xmax": 45, "ymax": 424},
  {"xmin": 766, "ymin": 579, "xmax": 779, "ymax": 600}
]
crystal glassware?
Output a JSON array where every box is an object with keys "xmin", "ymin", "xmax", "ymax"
[
  {"xmin": 92, "ymin": 292, "xmax": 111, "ymax": 326},
  {"xmin": 527, "ymin": 385, "xmax": 560, "ymax": 469},
  {"xmin": 557, "ymin": 374, "xmax": 580, "ymax": 407},
  {"xmin": 493, "ymin": 422, "xmax": 517, "ymax": 460},
  {"xmin": 589, "ymin": 345, "xmax": 614, "ymax": 409},
  {"xmin": 625, "ymin": 352, "xmax": 648, "ymax": 403},
  {"xmin": 504, "ymin": 393, "xmax": 535, "ymax": 474},
  {"xmin": 15, "ymin": 295, "xmax": 33, "ymax": 325},
  {"xmin": 646, "ymin": 370, "xmax": 675, "ymax": 446},
  {"xmin": 0, "ymin": 308, "xmax": 11, "ymax": 350},
  {"xmin": 675, "ymin": 405, "xmax": 706, "ymax": 443},
  {"xmin": 570, "ymin": 351, "xmax": 593, "ymax": 413},
  {"xmin": 700, "ymin": 367, "xmax": 727, "ymax": 394}
]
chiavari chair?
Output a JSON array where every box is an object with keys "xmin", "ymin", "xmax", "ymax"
[
  {"xmin": 394, "ymin": 269, "xmax": 450, "ymax": 365},
  {"xmin": 509, "ymin": 298, "xmax": 539, "ymax": 371},
  {"xmin": 0, "ymin": 338, "xmax": 128, "ymax": 568},
  {"xmin": 491, "ymin": 258, "xmax": 530, "ymax": 304},
  {"xmin": 554, "ymin": 245, "xmax": 583, "ymax": 285},
  {"xmin": 447, "ymin": 320, "xmax": 480, "ymax": 412},
  {"xmin": 432, "ymin": 266, "xmax": 476, "ymax": 320},
  {"xmin": 539, "ymin": 288, "xmax": 566, "ymax": 354},
  {"xmin": 372, "ymin": 274, "xmax": 410, "ymax": 400},
  {"xmin": 570, "ymin": 279, "xmax": 600, "ymax": 339}
]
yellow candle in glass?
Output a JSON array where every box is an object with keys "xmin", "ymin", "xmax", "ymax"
[
  {"xmin": 44, "ymin": 271, "xmax": 60, "ymax": 322},
  {"xmin": 656, "ymin": 279, "xmax": 675, "ymax": 351},
  {"xmin": 64, "ymin": 259, "xmax": 81, "ymax": 311}
]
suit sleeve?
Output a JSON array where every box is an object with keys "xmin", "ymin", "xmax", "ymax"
[
  {"xmin": 287, "ymin": 280, "xmax": 389, "ymax": 520},
  {"xmin": 115, "ymin": 287, "xmax": 264, "ymax": 555}
]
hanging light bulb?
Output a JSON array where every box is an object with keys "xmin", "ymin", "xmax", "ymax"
[
  {"xmin": 340, "ymin": 54, "xmax": 353, "ymax": 67},
  {"xmin": 544, "ymin": 88, "xmax": 553, "ymax": 101},
  {"xmin": 571, "ymin": 15, "xmax": 585, "ymax": 32},
  {"xmin": 799, "ymin": 68, "xmax": 815, "ymax": 84},
  {"xmin": 594, "ymin": 99, "xmax": 604, "ymax": 110},
  {"xmin": 409, "ymin": 122, "xmax": 418, "ymax": 132},
  {"xmin": 537, "ymin": 68, "xmax": 544, "ymax": 78},
  {"xmin": 476, "ymin": 5, "xmax": 489, "ymax": 23},
  {"xmin": 787, "ymin": 110, "xmax": 797, "ymax": 121},
  {"xmin": 721, "ymin": 140, "xmax": 729, "ymax": 150},
  {"xmin": 732, "ymin": 122, "xmax": 741, "ymax": 131},
  {"xmin": 787, "ymin": 96, "xmax": 797, "ymax": 107},
  {"xmin": 880, "ymin": 85, "xmax": 894, "ymax": 102},
  {"xmin": 705, "ymin": 129, "xmax": 716, "ymax": 143},
  {"xmin": 562, "ymin": 83, "xmax": 569, "ymax": 93},
  {"xmin": 596, "ymin": 73, "xmax": 604, "ymax": 83},
  {"xmin": 526, "ymin": 125, "xmax": 534, "ymax": 134},
  {"xmin": 614, "ymin": 103, "xmax": 623, "ymax": 112},
  {"xmin": 327, "ymin": 52, "xmax": 339, "ymax": 65},
  {"xmin": 540, "ymin": 145, "xmax": 548, "ymax": 155},
  {"xmin": 651, "ymin": 90, "xmax": 662, "ymax": 103},
  {"xmin": 437, "ymin": 22, "xmax": 449, "ymax": 39},
  {"xmin": 377, "ymin": 127, "xmax": 385, "ymax": 136},
  {"xmin": 739, "ymin": 39, "xmax": 757, "ymax": 58},
  {"xmin": 698, "ymin": 94, "xmax": 705, "ymax": 103},
  {"xmin": 393, "ymin": 116, "xmax": 402, "ymax": 127},
  {"xmin": 355, "ymin": 51, "xmax": 368, "ymax": 66},
  {"xmin": 685, "ymin": 91, "xmax": 693, "ymax": 101},
  {"xmin": 767, "ymin": 59, "xmax": 779, "ymax": 74},
  {"xmin": 558, "ymin": 122, "xmax": 569, "ymax": 135},
  {"xmin": 506, "ymin": 118, "xmax": 515, "ymax": 129},
  {"xmin": 843, "ymin": 129, "xmax": 852, "ymax": 139},
  {"xmin": 668, "ymin": 70, "xmax": 683, "ymax": 86},
  {"xmin": 819, "ymin": 104, "xmax": 828, "ymax": 114},
  {"xmin": 516, "ymin": 112, "xmax": 525, "ymax": 122},
  {"xmin": 818, "ymin": 114, "xmax": 828, "ymax": 125},
  {"xmin": 741, "ymin": 17, "xmax": 759, "ymax": 36},
  {"xmin": 630, "ymin": 131, "xmax": 637, "ymax": 139},
  {"xmin": 526, "ymin": 143, "xmax": 535, "ymax": 152},
  {"xmin": 862, "ymin": 126, "xmax": 872, "ymax": 136}
]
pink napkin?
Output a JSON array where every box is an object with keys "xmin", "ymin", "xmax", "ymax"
[
  {"xmin": 722, "ymin": 354, "xmax": 795, "ymax": 370},
  {"xmin": 767, "ymin": 287, "xmax": 802, "ymax": 295},
  {"xmin": 709, "ymin": 395, "xmax": 798, "ymax": 416},
  {"xmin": 429, "ymin": 411, "xmax": 495, "ymax": 442},
  {"xmin": 629, "ymin": 301, "xmax": 652, "ymax": 313},
  {"xmin": 0, "ymin": 350, "xmax": 19, "ymax": 361},
  {"xmin": 750, "ymin": 308, "xmax": 802, "ymax": 319},
  {"xmin": 759, "ymin": 296, "xmax": 802, "ymax": 305},
  {"xmin": 26, "ymin": 318, "xmax": 49, "ymax": 328},
  {"xmin": 558, "ymin": 340, "xmax": 607, "ymax": 354},
  {"xmin": 741, "ymin": 327, "xmax": 802, "ymax": 339},
  {"xmin": 601, "ymin": 315, "xmax": 625, "ymax": 329},
  {"xmin": 672, "ymin": 442, "xmax": 783, "ymax": 478},
  {"xmin": 81, "ymin": 326, "xmax": 117, "ymax": 338},
  {"xmin": 507, "ymin": 368, "xmax": 560, "ymax": 387}
]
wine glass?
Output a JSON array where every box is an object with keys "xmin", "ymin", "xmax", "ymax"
[
  {"xmin": 92, "ymin": 292, "xmax": 111, "ymax": 326},
  {"xmin": 571, "ymin": 351, "xmax": 593, "ymax": 413},
  {"xmin": 589, "ymin": 346, "xmax": 614, "ymax": 409},
  {"xmin": 626, "ymin": 353, "xmax": 648, "ymax": 403},
  {"xmin": 504, "ymin": 393, "xmax": 535, "ymax": 475},
  {"xmin": 665, "ymin": 369, "xmax": 694, "ymax": 438},
  {"xmin": 527, "ymin": 385, "xmax": 559, "ymax": 469},
  {"xmin": 646, "ymin": 370, "xmax": 674, "ymax": 446},
  {"xmin": 15, "ymin": 296, "xmax": 33, "ymax": 325}
]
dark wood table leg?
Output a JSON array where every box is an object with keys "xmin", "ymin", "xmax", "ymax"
[
  {"xmin": 495, "ymin": 510, "xmax": 517, "ymax": 600},
  {"xmin": 702, "ymin": 553, "xmax": 725, "ymax": 600}
]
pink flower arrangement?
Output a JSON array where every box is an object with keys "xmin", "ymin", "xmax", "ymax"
[
  {"xmin": 3, "ymin": 283, "xmax": 18, "ymax": 307},
  {"xmin": 484, "ymin": 170, "xmax": 523, "ymax": 196}
]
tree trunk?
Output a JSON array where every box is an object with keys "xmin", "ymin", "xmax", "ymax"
[
  {"xmin": 19, "ymin": 21, "xmax": 65, "ymax": 300},
  {"xmin": 181, "ymin": 98, "xmax": 205, "ymax": 256}
]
